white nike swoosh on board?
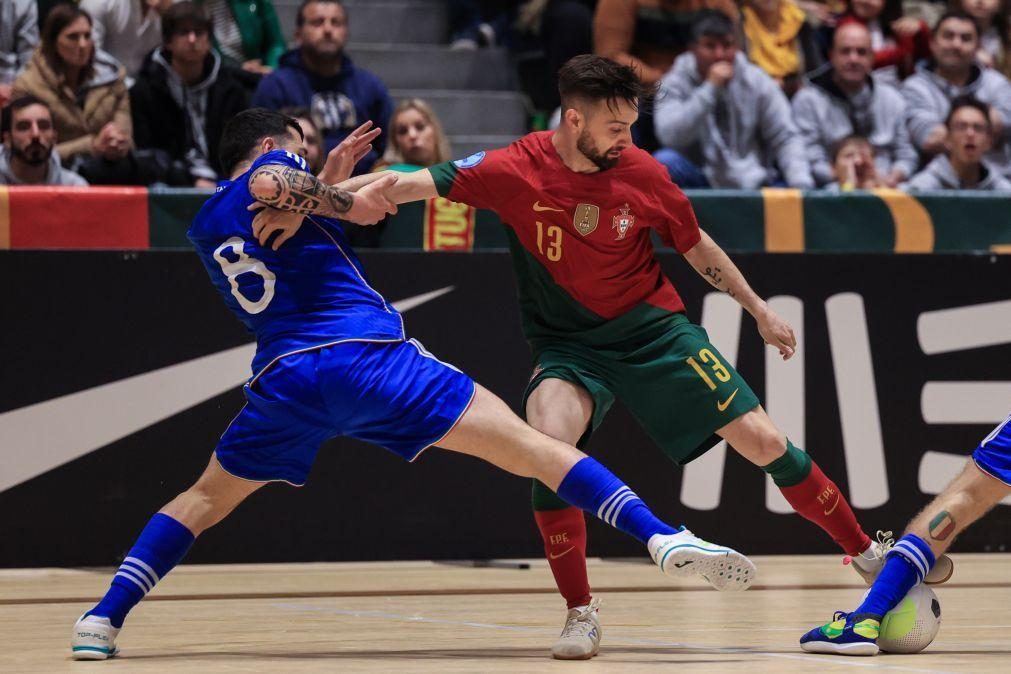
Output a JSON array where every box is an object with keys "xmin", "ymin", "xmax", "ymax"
[{"xmin": 0, "ymin": 287, "xmax": 455, "ymax": 494}]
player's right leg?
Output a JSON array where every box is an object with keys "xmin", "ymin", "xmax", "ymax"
[
  {"xmin": 801, "ymin": 416, "xmax": 1011, "ymax": 656},
  {"xmin": 72, "ymin": 456, "xmax": 266, "ymax": 659},
  {"xmin": 527, "ymin": 378, "xmax": 600, "ymax": 659},
  {"xmin": 437, "ymin": 384, "xmax": 756, "ymax": 587}
]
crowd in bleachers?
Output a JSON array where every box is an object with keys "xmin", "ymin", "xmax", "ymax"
[{"xmin": 2, "ymin": 0, "xmax": 1011, "ymax": 193}]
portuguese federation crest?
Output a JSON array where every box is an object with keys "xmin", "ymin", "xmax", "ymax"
[{"xmin": 612, "ymin": 203, "xmax": 636, "ymax": 240}]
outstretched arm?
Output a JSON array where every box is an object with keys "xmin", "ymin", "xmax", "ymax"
[
  {"xmin": 682, "ymin": 230, "xmax": 797, "ymax": 359},
  {"xmin": 248, "ymin": 163, "xmax": 398, "ymax": 224},
  {"xmin": 336, "ymin": 168, "xmax": 439, "ymax": 204}
]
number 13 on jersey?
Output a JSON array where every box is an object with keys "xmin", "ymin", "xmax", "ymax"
[{"xmin": 535, "ymin": 220, "xmax": 563, "ymax": 262}]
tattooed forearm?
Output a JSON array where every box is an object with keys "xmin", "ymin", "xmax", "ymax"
[
  {"xmin": 702, "ymin": 265, "xmax": 736, "ymax": 297},
  {"xmin": 248, "ymin": 164, "xmax": 354, "ymax": 217}
]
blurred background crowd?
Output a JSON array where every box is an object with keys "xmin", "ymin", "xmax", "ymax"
[{"xmin": 3, "ymin": 0, "xmax": 1011, "ymax": 200}]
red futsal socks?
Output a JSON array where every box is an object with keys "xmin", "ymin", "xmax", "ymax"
[
  {"xmin": 534, "ymin": 506, "xmax": 592, "ymax": 609},
  {"xmin": 765, "ymin": 441, "xmax": 872, "ymax": 556}
]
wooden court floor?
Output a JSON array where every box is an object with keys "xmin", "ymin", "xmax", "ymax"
[{"xmin": 2, "ymin": 554, "xmax": 1009, "ymax": 673}]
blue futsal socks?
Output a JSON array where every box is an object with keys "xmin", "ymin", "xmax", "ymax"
[
  {"xmin": 87, "ymin": 514, "xmax": 196, "ymax": 627},
  {"xmin": 556, "ymin": 457, "xmax": 677, "ymax": 544},
  {"xmin": 854, "ymin": 534, "xmax": 936, "ymax": 619}
]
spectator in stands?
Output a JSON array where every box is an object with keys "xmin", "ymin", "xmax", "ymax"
[
  {"xmin": 957, "ymin": 0, "xmax": 1011, "ymax": 74},
  {"xmin": 654, "ymin": 10, "xmax": 814, "ymax": 188},
  {"xmin": 836, "ymin": 0, "xmax": 930, "ymax": 83},
  {"xmin": 594, "ymin": 0, "xmax": 740, "ymax": 151},
  {"xmin": 594, "ymin": 0, "xmax": 738, "ymax": 87},
  {"xmin": 80, "ymin": 0, "xmax": 175, "ymax": 80},
  {"xmin": 906, "ymin": 95, "xmax": 1011, "ymax": 189},
  {"xmin": 252, "ymin": 0, "xmax": 392, "ymax": 176},
  {"xmin": 196, "ymin": 0, "xmax": 285, "ymax": 75},
  {"xmin": 130, "ymin": 2, "xmax": 249, "ymax": 187},
  {"xmin": 902, "ymin": 10, "xmax": 1011, "ymax": 174},
  {"xmin": 0, "ymin": 95, "xmax": 87, "ymax": 185},
  {"xmin": 13, "ymin": 3, "xmax": 134, "ymax": 185},
  {"xmin": 352, "ymin": 99, "xmax": 456, "ymax": 248},
  {"xmin": 280, "ymin": 105, "xmax": 324, "ymax": 173},
  {"xmin": 824, "ymin": 134, "xmax": 883, "ymax": 189},
  {"xmin": 792, "ymin": 21, "xmax": 917, "ymax": 186},
  {"xmin": 0, "ymin": 1, "xmax": 39, "ymax": 108},
  {"xmin": 377, "ymin": 98, "xmax": 452, "ymax": 170},
  {"xmin": 740, "ymin": 0, "xmax": 824, "ymax": 97}
]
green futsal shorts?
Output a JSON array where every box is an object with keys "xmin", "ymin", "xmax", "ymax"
[{"xmin": 523, "ymin": 312, "xmax": 759, "ymax": 466}]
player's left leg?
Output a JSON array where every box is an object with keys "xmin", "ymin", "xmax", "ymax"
[
  {"xmin": 718, "ymin": 408, "xmax": 872, "ymax": 558},
  {"xmin": 72, "ymin": 456, "xmax": 266, "ymax": 659}
]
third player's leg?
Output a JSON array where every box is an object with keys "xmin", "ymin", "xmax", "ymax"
[{"xmin": 904, "ymin": 459, "xmax": 1010, "ymax": 560}]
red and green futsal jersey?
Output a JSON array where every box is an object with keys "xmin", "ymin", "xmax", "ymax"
[{"xmin": 429, "ymin": 132, "xmax": 702, "ymax": 345}]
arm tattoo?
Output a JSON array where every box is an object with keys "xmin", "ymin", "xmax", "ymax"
[
  {"xmin": 703, "ymin": 265, "xmax": 736, "ymax": 298},
  {"xmin": 249, "ymin": 165, "xmax": 353, "ymax": 216}
]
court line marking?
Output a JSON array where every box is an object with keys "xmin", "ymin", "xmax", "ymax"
[
  {"xmin": 271, "ymin": 602, "xmax": 963, "ymax": 674},
  {"xmin": 5, "ymin": 581, "xmax": 1010, "ymax": 606}
]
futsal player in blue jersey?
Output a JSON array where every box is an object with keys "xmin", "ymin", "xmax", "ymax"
[
  {"xmin": 800, "ymin": 413, "xmax": 1011, "ymax": 655},
  {"xmin": 71, "ymin": 109, "xmax": 757, "ymax": 660}
]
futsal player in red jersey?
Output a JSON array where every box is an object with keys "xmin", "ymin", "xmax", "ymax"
[{"xmin": 254, "ymin": 54, "xmax": 952, "ymax": 660}]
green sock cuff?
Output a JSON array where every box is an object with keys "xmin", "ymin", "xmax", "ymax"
[
  {"xmin": 531, "ymin": 478, "xmax": 570, "ymax": 511},
  {"xmin": 762, "ymin": 440, "xmax": 812, "ymax": 487}
]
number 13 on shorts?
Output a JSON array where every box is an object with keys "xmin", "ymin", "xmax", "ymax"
[{"xmin": 685, "ymin": 348, "xmax": 731, "ymax": 391}]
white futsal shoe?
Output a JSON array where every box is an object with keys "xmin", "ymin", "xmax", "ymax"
[
  {"xmin": 552, "ymin": 598, "xmax": 602, "ymax": 660},
  {"xmin": 848, "ymin": 530, "xmax": 954, "ymax": 585},
  {"xmin": 648, "ymin": 527, "xmax": 755, "ymax": 590},
  {"xmin": 71, "ymin": 614, "xmax": 120, "ymax": 660}
]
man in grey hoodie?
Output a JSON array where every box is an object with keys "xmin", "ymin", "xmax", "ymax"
[
  {"xmin": 901, "ymin": 10, "xmax": 1011, "ymax": 175},
  {"xmin": 0, "ymin": 95, "xmax": 87, "ymax": 186},
  {"xmin": 906, "ymin": 95, "xmax": 1011, "ymax": 190},
  {"xmin": 792, "ymin": 22, "xmax": 918, "ymax": 188},
  {"xmin": 0, "ymin": 0, "xmax": 38, "ymax": 107},
  {"xmin": 653, "ymin": 10, "xmax": 814, "ymax": 189}
]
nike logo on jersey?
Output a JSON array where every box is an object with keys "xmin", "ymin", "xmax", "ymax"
[
  {"xmin": 549, "ymin": 547, "xmax": 576, "ymax": 560},
  {"xmin": 0, "ymin": 287, "xmax": 456, "ymax": 494},
  {"xmin": 532, "ymin": 201, "xmax": 564, "ymax": 212},
  {"xmin": 717, "ymin": 388, "xmax": 739, "ymax": 412}
]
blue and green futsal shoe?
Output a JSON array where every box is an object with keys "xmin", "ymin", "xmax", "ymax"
[{"xmin": 800, "ymin": 611, "xmax": 880, "ymax": 656}]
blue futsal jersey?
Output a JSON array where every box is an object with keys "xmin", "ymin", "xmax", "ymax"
[{"xmin": 187, "ymin": 150, "xmax": 405, "ymax": 376}]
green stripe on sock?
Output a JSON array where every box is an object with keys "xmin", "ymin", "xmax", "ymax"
[
  {"xmin": 761, "ymin": 440, "xmax": 812, "ymax": 487},
  {"xmin": 531, "ymin": 478, "xmax": 570, "ymax": 511}
]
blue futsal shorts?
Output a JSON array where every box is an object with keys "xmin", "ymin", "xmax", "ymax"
[
  {"xmin": 972, "ymin": 413, "xmax": 1011, "ymax": 487},
  {"xmin": 215, "ymin": 338, "xmax": 477, "ymax": 486}
]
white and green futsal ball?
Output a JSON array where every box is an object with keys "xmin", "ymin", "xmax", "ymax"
[{"xmin": 877, "ymin": 585, "xmax": 942, "ymax": 654}]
